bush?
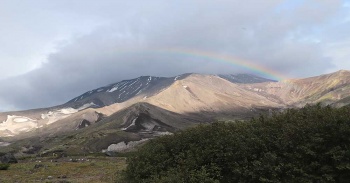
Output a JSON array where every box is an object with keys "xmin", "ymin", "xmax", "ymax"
[
  {"xmin": 124, "ymin": 105, "xmax": 350, "ymax": 182},
  {"xmin": 0, "ymin": 163, "xmax": 10, "ymax": 170}
]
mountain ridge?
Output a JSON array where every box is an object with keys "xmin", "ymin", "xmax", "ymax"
[{"xmin": 1, "ymin": 70, "xmax": 350, "ymax": 155}]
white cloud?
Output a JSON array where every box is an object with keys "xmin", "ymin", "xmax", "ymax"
[{"xmin": 0, "ymin": 0, "xmax": 348, "ymax": 110}]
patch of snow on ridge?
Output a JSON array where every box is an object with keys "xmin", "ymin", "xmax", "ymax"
[
  {"xmin": 18, "ymin": 127, "xmax": 30, "ymax": 132},
  {"xmin": 128, "ymin": 78, "xmax": 139, "ymax": 88},
  {"xmin": 108, "ymin": 86, "xmax": 119, "ymax": 92},
  {"xmin": 7, "ymin": 115, "xmax": 37, "ymax": 123},
  {"xmin": 41, "ymin": 107, "xmax": 80, "ymax": 124},
  {"xmin": 76, "ymin": 102, "xmax": 97, "ymax": 111},
  {"xmin": 0, "ymin": 115, "xmax": 38, "ymax": 137},
  {"xmin": 146, "ymin": 76, "xmax": 153, "ymax": 85},
  {"xmin": 134, "ymin": 84, "xmax": 144, "ymax": 94},
  {"xmin": 122, "ymin": 117, "xmax": 137, "ymax": 131},
  {"xmin": 118, "ymin": 82, "xmax": 129, "ymax": 91},
  {"xmin": 13, "ymin": 117, "xmax": 30, "ymax": 123},
  {"xmin": 58, "ymin": 108, "xmax": 78, "ymax": 114}
]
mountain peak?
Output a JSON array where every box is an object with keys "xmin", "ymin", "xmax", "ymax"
[
  {"xmin": 334, "ymin": 70, "xmax": 350, "ymax": 74},
  {"xmin": 321, "ymin": 70, "xmax": 350, "ymax": 79},
  {"xmin": 218, "ymin": 73, "xmax": 276, "ymax": 84}
]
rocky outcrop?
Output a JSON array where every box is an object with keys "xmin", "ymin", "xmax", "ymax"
[
  {"xmin": 103, "ymin": 139, "xmax": 149, "ymax": 153},
  {"xmin": 0, "ymin": 153, "xmax": 18, "ymax": 164}
]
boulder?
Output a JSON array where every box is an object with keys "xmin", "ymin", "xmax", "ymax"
[
  {"xmin": 34, "ymin": 164, "xmax": 45, "ymax": 169},
  {"xmin": 0, "ymin": 153, "xmax": 18, "ymax": 164}
]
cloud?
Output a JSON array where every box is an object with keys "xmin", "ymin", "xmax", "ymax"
[{"xmin": 0, "ymin": 0, "xmax": 347, "ymax": 110}]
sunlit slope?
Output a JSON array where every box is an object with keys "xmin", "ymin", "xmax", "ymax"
[
  {"xmin": 242, "ymin": 70, "xmax": 350, "ymax": 107},
  {"xmin": 1, "ymin": 70, "xmax": 350, "ymax": 141},
  {"xmin": 145, "ymin": 74, "xmax": 283, "ymax": 115}
]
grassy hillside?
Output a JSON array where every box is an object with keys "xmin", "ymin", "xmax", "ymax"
[
  {"xmin": 0, "ymin": 156, "xmax": 126, "ymax": 183},
  {"xmin": 124, "ymin": 105, "xmax": 350, "ymax": 182}
]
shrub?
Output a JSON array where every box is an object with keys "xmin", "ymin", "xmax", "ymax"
[
  {"xmin": 124, "ymin": 105, "xmax": 350, "ymax": 182},
  {"xmin": 0, "ymin": 163, "xmax": 10, "ymax": 170}
]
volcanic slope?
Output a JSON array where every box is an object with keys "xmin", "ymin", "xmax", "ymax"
[
  {"xmin": 6, "ymin": 71, "xmax": 290, "ymax": 154},
  {"xmin": 65, "ymin": 75, "xmax": 186, "ymax": 108},
  {"xmin": 0, "ymin": 73, "xmax": 275, "ymax": 139},
  {"xmin": 0, "ymin": 73, "xmax": 282, "ymax": 154},
  {"xmin": 218, "ymin": 73, "xmax": 276, "ymax": 83},
  {"xmin": 0, "ymin": 74, "xmax": 189, "ymax": 138},
  {"xmin": 2, "ymin": 70, "xmax": 350, "ymax": 154},
  {"xmin": 143, "ymin": 74, "xmax": 283, "ymax": 118},
  {"xmin": 242, "ymin": 70, "xmax": 350, "ymax": 107}
]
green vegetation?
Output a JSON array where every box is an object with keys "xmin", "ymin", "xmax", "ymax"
[
  {"xmin": 0, "ymin": 163, "xmax": 10, "ymax": 170},
  {"xmin": 125, "ymin": 105, "xmax": 350, "ymax": 182},
  {"xmin": 0, "ymin": 157, "xmax": 126, "ymax": 183}
]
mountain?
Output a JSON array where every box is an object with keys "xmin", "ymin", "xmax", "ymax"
[
  {"xmin": 241, "ymin": 70, "xmax": 350, "ymax": 107},
  {"xmin": 143, "ymin": 74, "xmax": 282, "ymax": 115},
  {"xmin": 1, "ymin": 70, "xmax": 350, "ymax": 155},
  {"xmin": 218, "ymin": 73, "xmax": 276, "ymax": 83},
  {"xmin": 65, "ymin": 75, "xmax": 181, "ymax": 108},
  {"xmin": 65, "ymin": 73, "xmax": 271, "ymax": 109}
]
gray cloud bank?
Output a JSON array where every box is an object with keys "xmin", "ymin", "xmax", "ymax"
[{"xmin": 0, "ymin": 0, "xmax": 348, "ymax": 111}]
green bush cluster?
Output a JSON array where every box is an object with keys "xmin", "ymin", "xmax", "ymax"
[
  {"xmin": 0, "ymin": 163, "xmax": 10, "ymax": 170},
  {"xmin": 124, "ymin": 105, "xmax": 350, "ymax": 182}
]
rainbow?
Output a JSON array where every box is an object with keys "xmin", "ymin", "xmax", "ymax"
[{"xmin": 116, "ymin": 47, "xmax": 289, "ymax": 81}]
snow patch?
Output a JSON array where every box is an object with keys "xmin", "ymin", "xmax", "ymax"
[
  {"xmin": 13, "ymin": 118, "xmax": 29, "ymax": 123},
  {"xmin": 122, "ymin": 117, "xmax": 137, "ymax": 131},
  {"xmin": 135, "ymin": 85, "xmax": 144, "ymax": 95},
  {"xmin": 108, "ymin": 86, "xmax": 119, "ymax": 92},
  {"xmin": 146, "ymin": 76, "xmax": 153, "ymax": 85},
  {"xmin": 41, "ymin": 107, "xmax": 79, "ymax": 124},
  {"xmin": 0, "ymin": 115, "xmax": 38, "ymax": 137},
  {"xmin": 58, "ymin": 108, "xmax": 78, "ymax": 114},
  {"xmin": 7, "ymin": 115, "xmax": 37, "ymax": 123},
  {"xmin": 18, "ymin": 127, "xmax": 30, "ymax": 132},
  {"xmin": 118, "ymin": 90, "xmax": 126, "ymax": 99},
  {"xmin": 76, "ymin": 102, "xmax": 97, "ymax": 111},
  {"xmin": 129, "ymin": 79, "xmax": 139, "ymax": 87}
]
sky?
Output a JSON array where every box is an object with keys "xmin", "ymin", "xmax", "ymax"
[{"xmin": 0, "ymin": 0, "xmax": 349, "ymax": 111}]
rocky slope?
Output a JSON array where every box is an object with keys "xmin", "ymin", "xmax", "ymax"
[
  {"xmin": 1, "ymin": 70, "xmax": 350, "ymax": 155},
  {"xmin": 242, "ymin": 70, "xmax": 350, "ymax": 107}
]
